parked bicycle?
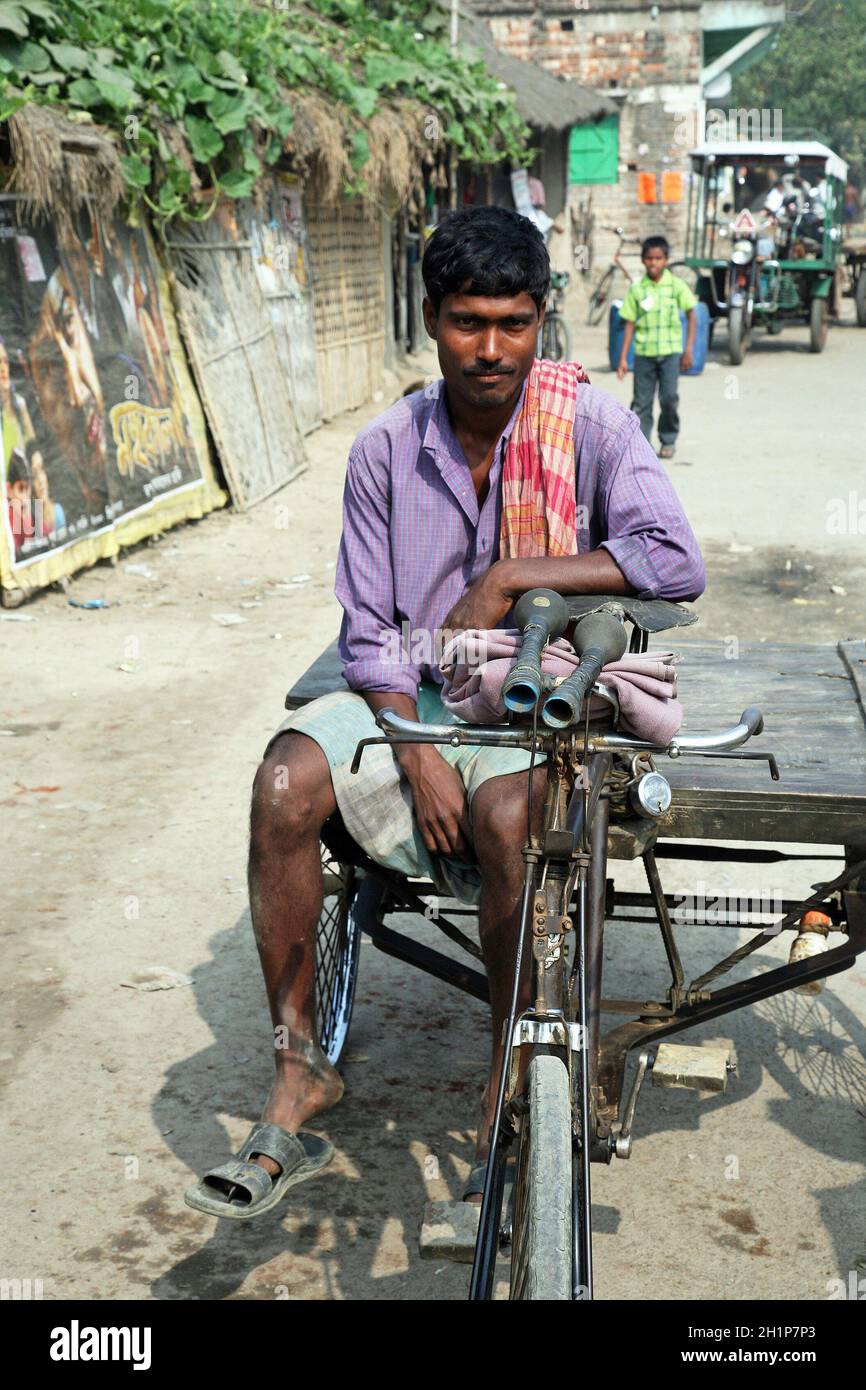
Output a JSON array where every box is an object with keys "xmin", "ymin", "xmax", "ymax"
[
  {"xmin": 586, "ymin": 226, "xmax": 642, "ymax": 326},
  {"xmin": 538, "ymin": 269, "xmax": 572, "ymax": 361},
  {"xmin": 570, "ymin": 198, "xmax": 595, "ymax": 279}
]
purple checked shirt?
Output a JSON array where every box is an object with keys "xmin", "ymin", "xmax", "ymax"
[{"xmin": 335, "ymin": 378, "xmax": 705, "ymax": 698}]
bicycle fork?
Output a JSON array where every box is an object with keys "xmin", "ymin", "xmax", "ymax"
[{"xmin": 468, "ymin": 749, "xmax": 610, "ymax": 1300}]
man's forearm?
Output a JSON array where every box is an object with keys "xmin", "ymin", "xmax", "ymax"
[
  {"xmin": 618, "ymin": 321, "xmax": 634, "ymax": 365},
  {"xmin": 359, "ymin": 689, "xmax": 432, "ymax": 778},
  {"xmin": 496, "ymin": 549, "xmax": 635, "ymax": 601}
]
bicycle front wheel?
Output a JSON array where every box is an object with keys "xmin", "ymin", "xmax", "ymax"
[{"xmin": 509, "ymin": 1053, "xmax": 573, "ymax": 1300}]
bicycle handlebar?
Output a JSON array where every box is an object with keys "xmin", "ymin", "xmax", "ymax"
[
  {"xmin": 370, "ymin": 705, "xmax": 765, "ymax": 757},
  {"xmin": 602, "ymin": 225, "xmax": 642, "ymax": 243}
]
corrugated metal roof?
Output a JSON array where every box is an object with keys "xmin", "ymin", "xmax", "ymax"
[{"xmin": 690, "ymin": 141, "xmax": 848, "ymax": 183}]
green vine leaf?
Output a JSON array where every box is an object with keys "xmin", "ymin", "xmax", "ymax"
[
  {"xmin": 0, "ymin": 4, "xmax": 29, "ymax": 40},
  {"xmin": 184, "ymin": 114, "xmax": 223, "ymax": 162}
]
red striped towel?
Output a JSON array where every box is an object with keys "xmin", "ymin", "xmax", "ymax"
[{"xmin": 499, "ymin": 357, "xmax": 591, "ymax": 560}]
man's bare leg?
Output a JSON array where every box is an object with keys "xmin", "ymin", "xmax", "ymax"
[
  {"xmin": 468, "ymin": 765, "xmax": 548, "ymax": 1196},
  {"xmin": 246, "ymin": 730, "xmax": 344, "ymax": 1176}
]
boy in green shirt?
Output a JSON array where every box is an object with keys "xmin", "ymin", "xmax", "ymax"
[{"xmin": 616, "ymin": 236, "xmax": 697, "ymax": 459}]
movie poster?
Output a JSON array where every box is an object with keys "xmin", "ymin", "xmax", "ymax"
[{"xmin": 1, "ymin": 197, "xmax": 204, "ymax": 569}]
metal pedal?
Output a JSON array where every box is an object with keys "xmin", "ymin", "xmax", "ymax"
[
  {"xmin": 419, "ymin": 1200, "xmax": 480, "ymax": 1263},
  {"xmin": 650, "ymin": 1042, "xmax": 732, "ymax": 1093},
  {"xmin": 419, "ymin": 1167, "xmax": 514, "ymax": 1263}
]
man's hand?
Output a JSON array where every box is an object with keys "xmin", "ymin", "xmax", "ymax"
[
  {"xmin": 442, "ymin": 561, "xmax": 513, "ymax": 634},
  {"xmin": 680, "ymin": 350, "xmax": 693, "ymax": 372},
  {"xmin": 359, "ymin": 689, "xmax": 472, "ymax": 858},
  {"xmin": 616, "ymin": 357, "xmax": 629, "ymax": 381},
  {"xmin": 397, "ymin": 744, "xmax": 473, "ymax": 858}
]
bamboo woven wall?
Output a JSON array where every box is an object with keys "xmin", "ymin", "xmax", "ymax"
[
  {"xmin": 166, "ymin": 206, "xmax": 307, "ymax": 509},
  {"xmin": 304, "ymin": 194, "xmax": 386, "ymax": 419}
]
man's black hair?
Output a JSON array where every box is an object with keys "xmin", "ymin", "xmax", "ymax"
[
  {"xmin": 641, "ymin": 235, "xmax": 670, "ymax": 258},
  {"xmin": 422, "ymin": 205, "xmax": 550, "ymax": 315}
]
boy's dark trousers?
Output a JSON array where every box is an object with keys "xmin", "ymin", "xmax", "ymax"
[{"xmin": 632, "ymin": 352, "xmax": 681, "ymax": 447}]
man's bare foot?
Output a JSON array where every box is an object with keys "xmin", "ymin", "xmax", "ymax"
[{"xmin": 250, "ymin": 1039, "xmax": 344, "ymax": 1178}]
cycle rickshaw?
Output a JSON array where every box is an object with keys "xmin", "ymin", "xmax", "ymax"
[{"xmin": 292, "ymin": 595, "xmax": 866, "ymax": 1300}]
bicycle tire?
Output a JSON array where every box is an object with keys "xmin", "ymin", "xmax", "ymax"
[
  {"xmin": 315, "ymin": 847, "xmax": 361, "ymax": 1067},
  {"xmin": 541, "ymin": 312, "xmax": 572, "ymax": 363},
  {"xmin": 509, "ymin": 1053, "xmax": 573, "ymax": 1300},
  {"xmin": 586, "ymin": 268, "xmax": 614, "ymax": 326},
  {"xmin": 728, "ymin": 305, "xmax": 749, "ymax": 365}
]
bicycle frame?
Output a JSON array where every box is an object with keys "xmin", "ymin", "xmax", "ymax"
[{"xmin": 586, "ymin": 226, "xmax": 642, "ymax": 324}]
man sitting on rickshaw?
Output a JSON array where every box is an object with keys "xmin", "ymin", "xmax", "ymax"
[{"xmin": 185, "ymin": 204, "xmax": 706, "ymax": 1220}]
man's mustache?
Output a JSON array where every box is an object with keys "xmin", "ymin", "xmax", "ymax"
[{"xmin": 464, "ymin": 365, "xmax": 516, "ymax": 376}]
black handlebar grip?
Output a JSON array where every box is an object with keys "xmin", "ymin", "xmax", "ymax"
[
  {"xmin": 542, "ymin": 648, "xmax": 606, "ymax": 728},
  {"xmin": 741, "ymin": 707, "xmax": 764, "ymax": 738},
  {"xmin": 502, "ymin": 625, "xmax": 548, "ymax": 712},
  {"xmin": 542, "ymin": 609, "xmax": 629, "ymax": 729},
  {"xmin": 502, "ymin": 589, "xmax": 571, "ymax": 714}
]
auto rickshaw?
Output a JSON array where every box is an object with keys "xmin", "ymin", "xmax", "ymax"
[{"xmin": 685, "ymin": 141, "xmax": 849, "ymax": 363}]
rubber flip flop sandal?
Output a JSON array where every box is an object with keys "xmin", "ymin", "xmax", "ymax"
[{"xmin": 184, "ymin": 1121, "xmax": 333, "ymax": 1220}]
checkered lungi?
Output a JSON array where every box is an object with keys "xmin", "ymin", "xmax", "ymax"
[{"xmin": 265, "ymin": 680, "xmax": 545, "ymax": 906}]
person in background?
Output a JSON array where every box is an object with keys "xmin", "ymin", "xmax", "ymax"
[
  {"xmin": 616, "ymin": 236, "xmax": 697, "ymax": 460},
  {"xmin": 756, "ymin": 212, "xmax": 779, "ymax": 302},
  {"xmin": 764, "ymin": 178, "xmax": 786, "ymax": 216},
  {"xmin": 843, "ymin": 182, "xmax": 861, "ymax": 226}
]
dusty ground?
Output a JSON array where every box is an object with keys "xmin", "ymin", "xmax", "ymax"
[{"xmin": 2, "ymin": 301, "xmax": 865, "ymax": 1301}]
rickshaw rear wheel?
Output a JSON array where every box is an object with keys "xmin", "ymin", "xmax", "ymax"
[
  {"xmin": 809, "ymin": 296, "xmax": 828, "ymax": 353},
  {"xmin": 315, "ymin": 846, "xmax": 361, "ymax": 1068},
  {"xmin": 509, "ymin": 1053, "xmax": 573, "ymax": 1301},
  {"xmin": 728, "ymin": 306, "xmax": 749, "ymax": 364}
]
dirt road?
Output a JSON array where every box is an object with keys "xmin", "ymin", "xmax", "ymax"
[{"xmin": 2, "ymin": 304, "xmax": 865, "ymax": 1300}]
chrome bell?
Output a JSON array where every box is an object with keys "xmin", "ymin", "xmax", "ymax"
[{"xmin": 629, "ymin": 771, "xmax": 672, "ymax": 819}]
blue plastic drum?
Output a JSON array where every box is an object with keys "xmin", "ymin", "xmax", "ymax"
[{"xmin": 608, "ymin": 300, "xmax": 710, "ymax": 375}]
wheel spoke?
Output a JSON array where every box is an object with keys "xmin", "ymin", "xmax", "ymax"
[{"xmin": 314, "ymin": 845, "xmax": 360, "ymax": 1064}]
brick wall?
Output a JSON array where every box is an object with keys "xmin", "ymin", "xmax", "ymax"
[{"xmin": 476, "ymin": 4, "xmax": 704, "ymax": 282}]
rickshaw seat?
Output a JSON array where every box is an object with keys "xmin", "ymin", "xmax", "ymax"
[
  {"xmin": 567, "ymin": 594, "xmax": 696, "ymax": 635},
  {"xmin": 320, "ymin": 809, "xmax": 375, "ymax": 873}
]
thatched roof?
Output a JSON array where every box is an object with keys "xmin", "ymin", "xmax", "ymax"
[
  {"xmin": 282, "ymin": 91, "xmax": 435, "ymax": 212},
  {"xmin": 455, "ymin": 5, "xmax": 618, "ymax": 130},
  {"xmin": 4, "ymin": 105, "xmax": 125, "ymax": 235},
  {"xmin": 1, "ymin": 93, "xmax": 436, "ymax": 222}
]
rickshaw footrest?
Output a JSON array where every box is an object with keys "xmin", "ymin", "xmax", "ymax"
[
  {"xmin": 419, "ymin": 1200, "xmax": 481, "ymax": 1262},
  {"xmin": 651, "ymin": 1042, "xmax": 732, "ymax": 1093}
]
